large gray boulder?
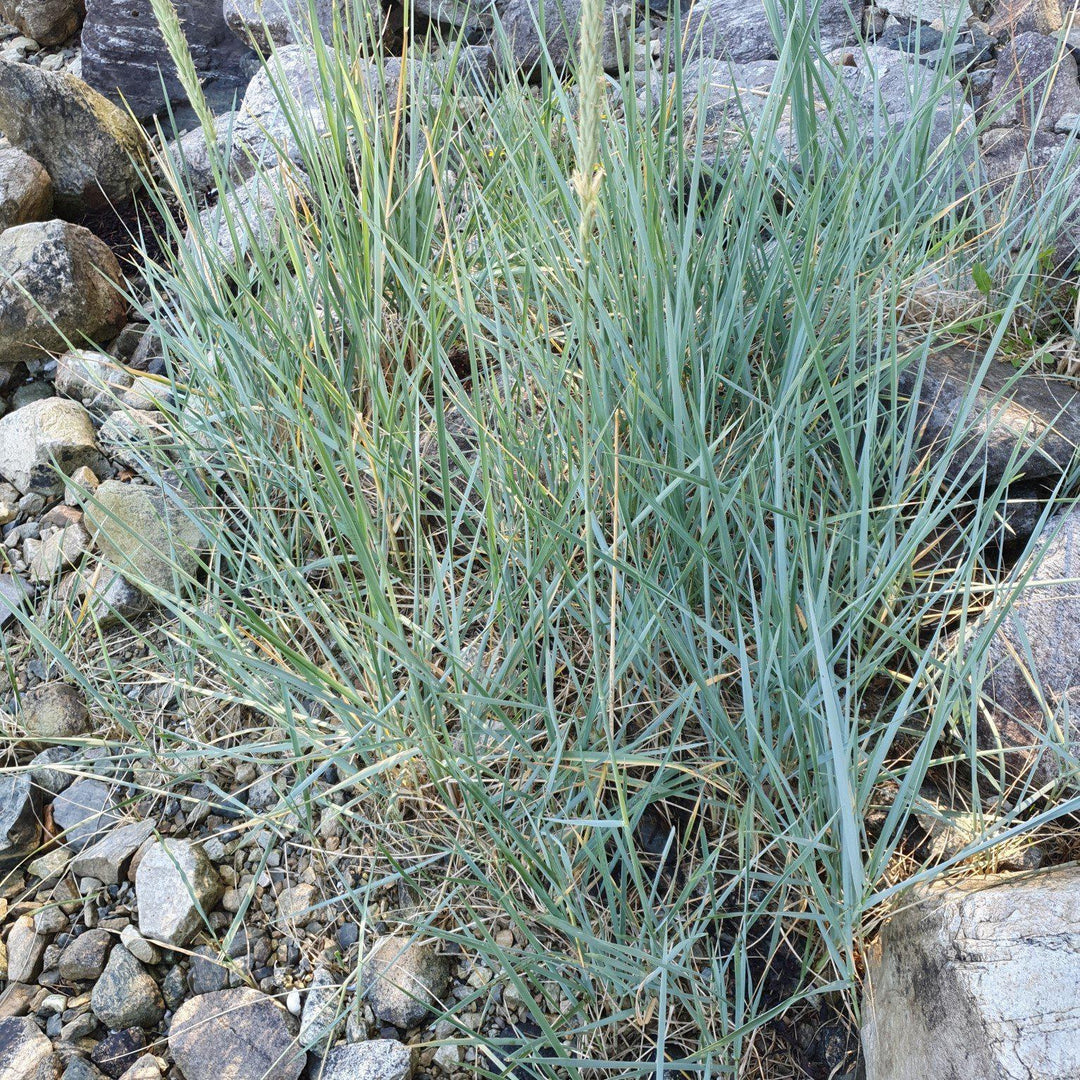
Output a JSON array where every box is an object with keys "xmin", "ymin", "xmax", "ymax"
[
  {"xmin": 166, "ymin": 111, "xmax": 254, "ymax": 195},
  {"xmin": 0, "ymin": 148, "xmax": 54, "ymax": 233},
  {"xmin": 677, "ymin": 0, "xmax": 860, "ymax": 64},
  {"xmin": 863, "ymin": 865, "xmax": 1080, "ymax": 1080},
  {"xmin": 168, "ymin": 989, "xmax": 306, "ymax": 1080},
  {"xmin": 233, "ymin": 43, "xmax": 334, "ymax": 167},
  {"xmin": 0, "ymin": 398, "xmax": 103, "ymax": 498},
  {"xmin": 0, "ymin": 61, "xmax": 147, "ymax": 213},
  {"xmin": 81, "ymin": 0, "xmax": 255, "ymax": 120},
  {"xmin": 0, "ymin": 0, "xmax": 83, "ymax": 47},
  {"xmin": 0, "ymin": 221, "xmax": 127, "ymax": 366},
  {"xmin": 496, "ymin": 0, "xmax": 631, "ymax": 75},
  {"xmin": 952, "ymin": 505, "xmax": 1080, "ymax": 785},
  {"xmin": 84, "ymin": 480, "xmax": 207, "ymax": 596}
]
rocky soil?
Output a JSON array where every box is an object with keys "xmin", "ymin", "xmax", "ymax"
[{"xmin": 2, "ymin": 0, "xmax": 1080, "ymax": 1079}]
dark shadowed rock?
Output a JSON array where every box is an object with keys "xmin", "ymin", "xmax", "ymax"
[
  {"xmin": 81, "ymin": 0, "xmax": 255, "ymax": 120},
  {"xmin": 0, "ymin": 148, "xmax": 53, "ymax": 232},
  {"xmin": 862, "ymin": 866, "xmax": 1080, "ymax": 1079},
  {"xmin": 90, "ymin": 1028, "xmax": 147, "ymax": 1079},
  {"xmin": 0, "ymin": 62, "xmax": 146, "ymax": 213},
  {"xmin": 0, "ymin": 221, "xmax": 127, "ymax": 368},
  {"xmin": 0, "ymin": 1016, "xmax": 59, "ymax": 1080},
  {"xmin": 497, "ymin": 0, "xmax": 630, "ymax": 75},
  {"xmin": 168, "ymin": 988, "xmax": 306, "ymax": 1080},
  {"xmin": 0, "ymin": 772, "xmax": 41, "ymax": 870},
  {"xmin": 898, "ymin": 346, "xmax": 1080, "ymax": 497},
  {"xmin": 52, "ymin": 778, "xmax": 119, "ymax": 851}
]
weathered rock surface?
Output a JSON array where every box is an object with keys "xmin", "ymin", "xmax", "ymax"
[
  {"xmin": 85, "ymin": 480, "xmax": 207, "ymax": 596},
  {"xmin": 847, "ymin": 46, "xmax": 975, "ymax": 196},
  {"xmin": 0, "ymin": 62, "xmax": 147, "ymax": 213},
  {"xmin": 0, "ymin": 148, "xmax": 54, "ymax": 233},
  {"xmin": 57, "ymin": 928, "xmax": 112, "ymax": 982},
  {"xmin": 52, "ymin": 778, "xmax": 119, "ymax": 851},
  {"xmin": 28, "ymin": 521, "xmax": 91, "ymax": 582},
  {"xmin": 167, "ymin": 112, "xmax": 254, "ymax": 195},
  {"xmin": 0, "ymin": 222, "xmax": 127, "ymax": 367},
  {"xmin": 880, "ymin": 0, "xmax": 969, "ymax": 21},
  {"xmin": 193, "ymin": 168, "xmax": 296, "ymax": 265},
  {"xmin": 0, "ymin": 0, "xmax": 82, "ymax": 46},
  {"xmin": 676, "ymin": 0, "xmax": 859, "ymax": 63},
  {"xmin": 135, "ymin": 839, "xmax": 222, "ymax": 947},
  {"xmin": 990, "ymin": 32, "xmax": 1080, "ymax": 133},
  {"xmin": 980, "ymin": 112, "xmax": 1080, "ymax": 264},
  {"xmin": 498, "ymin": 0, "xmax": 630, "ymax": 74},
  {"xmin": 56, "ymin": 351, "xmax": 134, "ymax": 412},
  {"xmin": 71, "ymin": 819, "xmax": 155, "ymax": 884},
  {"xmin": 0, "ymin": 771, "xmax": 42, "ymax": 870},
  {"xmin": 298, "ymin": 966, "xmax": 340, "ymax": 1049},
  {"xmin": 223, "ymin": 0, "xmax": 344, "ymax": 50},
  {"xmin": 234, "ymin": 43, "xmax": 333, "ymax": 167},
  {"xmin": 28, "ymin": 746, "xmax": 73, "ymax": 795},
  {"xmin": 321, "ymin": 1041, "xmax": 413, "ymax": 1080},
  {"xmin": 360, "ymin": 936, "xmax": 451, "ymax": 1028},
  {"xmin": 91, "ymin": 945, "xmax": 165, "ymax": 1030},
  {"xmin": 168, "ymin": 989, "xmax": 306, "ymax": 1080},
  {"xmin": 898, "ymin": 346, "xmax": 1080, "ymax": 495},
  {"xmin": 0, "ymin": 398, "xmax": 103, "ymax": 498},
  {"xmin": 18, "ymin": 683, "xmax": 90, "ymax": 742},
  {"xmin": 863, "ymin": 865, "xmax": 1080, "ymax": 1079},
  {"xmin": 5, "ymin": 915, "xmax": 46, "ymax": 983},
  {"xmin": 0, "ymin": 1016, "xmax": 59, "ymax": 1080},
  {"xmin": 81, "ymin": 0, "xmax": 255, "ymax": 119},
  {"xmin": 953, "ymin": 505, "xmax": 1080, "ymax": 784},
  {"xmin": 0, "ymin": 573, "xmax": 30, "ymax": 629}
]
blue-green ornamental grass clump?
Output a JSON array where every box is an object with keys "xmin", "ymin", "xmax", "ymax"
[{"xmin": 11, "ymin": 0, "xmax": 1080, "ymax": 1074}]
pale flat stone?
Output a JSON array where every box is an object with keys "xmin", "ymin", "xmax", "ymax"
[
  {"xmin": 863, "ymin": 865, "xmax": 1080, "ymax": 1079},
  {"xmin": 71, "ymin": 819, "xmax": 155, "ymax": 884}
]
